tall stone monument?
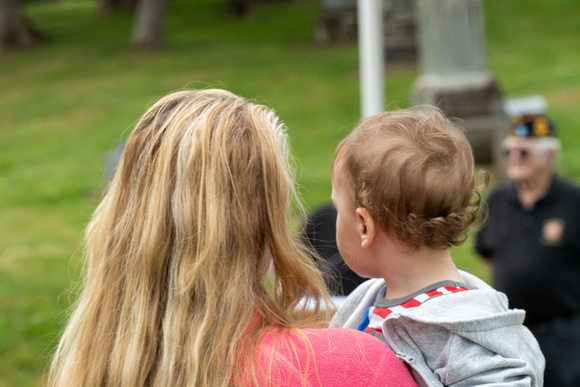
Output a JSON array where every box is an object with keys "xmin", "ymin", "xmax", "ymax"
[
  {"xmin": 315, "ymin": 0, "xmax": 417, "ymax": 63},
  {"xmin": 411, "ymin": 0, "xmax": 508, "ymax": 164}
]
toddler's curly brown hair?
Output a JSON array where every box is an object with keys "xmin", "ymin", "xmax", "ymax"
[{"xmin": 334, "ymin": 107, "xmax": 486, "ymax": 250}]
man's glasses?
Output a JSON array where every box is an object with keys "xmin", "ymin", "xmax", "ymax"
[{"xmin": 504, "ymin": 148, "xmax": 531, "ymax": 159}]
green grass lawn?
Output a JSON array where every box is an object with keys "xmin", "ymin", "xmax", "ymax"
[{"xmin": 0, "ymin": 0, "xmax": 579, "ymax": 385}]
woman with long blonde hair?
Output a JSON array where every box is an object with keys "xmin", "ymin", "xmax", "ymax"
[{"xmin": 48, "ymin": 89, "xmax": 416, "ymax": 386}]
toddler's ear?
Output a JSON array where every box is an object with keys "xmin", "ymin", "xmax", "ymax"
[{"xmin": 355, "ymin": 207, "xmax": 375, "ymax": 248}]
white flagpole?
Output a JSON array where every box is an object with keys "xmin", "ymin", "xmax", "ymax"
[{"xmin": 358, "ymin": 0, "xmax": 385, "ymax": 118}]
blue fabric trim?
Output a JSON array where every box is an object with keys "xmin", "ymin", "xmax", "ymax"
[{"xmin": 357, "ymin": 306, "xmax": 371, "ymax": 332}]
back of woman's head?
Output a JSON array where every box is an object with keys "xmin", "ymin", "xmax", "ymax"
[
  {"xmin": 335, "ymin": 107, "xmax": 485, "ymax": 250},
  {"xmin": 49, "ymin": 89, "xmax": 328, "ymax": 387},
  {"xmin": 111, "ymin": 89, "xmax": 293, "ymax": 297}
]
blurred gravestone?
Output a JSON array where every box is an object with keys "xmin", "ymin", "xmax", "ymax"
[
  {"xmin": 411, "ymin": 0, "xmax": 508, "ymax": 165},
  {"xmin": 315, "ymin": 0, "xmax": 417, "ymax": 63}
]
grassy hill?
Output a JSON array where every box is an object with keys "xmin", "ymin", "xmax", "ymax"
[{"xmin": 0, "ymin": 0, "xmax": 578, "ymax": 385}]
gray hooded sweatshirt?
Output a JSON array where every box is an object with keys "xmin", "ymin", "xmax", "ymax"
[{"xmin": 330, "ymin": 270, "xmax": 545, "ymax": 387}]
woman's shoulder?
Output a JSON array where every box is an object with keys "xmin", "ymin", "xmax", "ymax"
[{"xmin": 255, "ymin": 327, "xmax": 417, "ymax": 386}]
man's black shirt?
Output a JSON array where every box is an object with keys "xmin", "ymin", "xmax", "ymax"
[{"xmin": 476, "ymin": 177, "xmax": 580, "ymax": 324}]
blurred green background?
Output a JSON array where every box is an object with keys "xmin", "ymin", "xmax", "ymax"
[{"xmin": 0, "ymin": 0, "xmax": 579, "ymax": 385}]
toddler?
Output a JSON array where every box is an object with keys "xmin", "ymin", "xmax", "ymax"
[{"xmin": 330, "ymin": 108, "xmax": 544, "ymax": 387}]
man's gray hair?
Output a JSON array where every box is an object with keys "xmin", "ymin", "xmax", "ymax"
[{"xmin": 536, "ymin": 137, "xmax": 561, "ymax": 153}]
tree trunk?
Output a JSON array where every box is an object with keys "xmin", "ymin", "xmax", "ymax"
[
  {"xmin": 130, "ymin": 0, "xmax": 169, "ymax": 50},
  {"xmin": 0, "ymin": 0, "xmax": 42, "ymax": 55}
]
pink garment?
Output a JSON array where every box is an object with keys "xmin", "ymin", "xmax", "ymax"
[{"xmin": 246, "ymin": 327, "xmax": 418, "ymax": 386}]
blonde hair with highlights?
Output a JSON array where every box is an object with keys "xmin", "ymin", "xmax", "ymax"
[
  {"xmin": 334, "ymin": 107, "xmax": 485, "ymax": 250},
  {"xmin": 49, "ymin": 89, "xmax": 329, "ymax": 386}
]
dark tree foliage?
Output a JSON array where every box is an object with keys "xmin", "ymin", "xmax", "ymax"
[
  {"xmin": 228, "ymin": 0, "xmax": 291, "ymax": 17},
  {"xmin": 99, "ymin": 0, "xmax": 138, "ymax": 14},
  {"xmin": 228, "ymin": 0, "xmax": 248, "ymax": 16}
]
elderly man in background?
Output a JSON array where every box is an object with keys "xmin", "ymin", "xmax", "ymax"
[{"xmin": 476, "ymin": 114, "xmax": 580, "ymax": 386}]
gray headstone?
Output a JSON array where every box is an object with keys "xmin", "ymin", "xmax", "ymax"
[
  {"xmin": 315, "ymin": 0, "xmax": 417, "ymax": 63},
  {"xmin": 411, "ymin": 0, "xmax": 507, "ymax": 165}
]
